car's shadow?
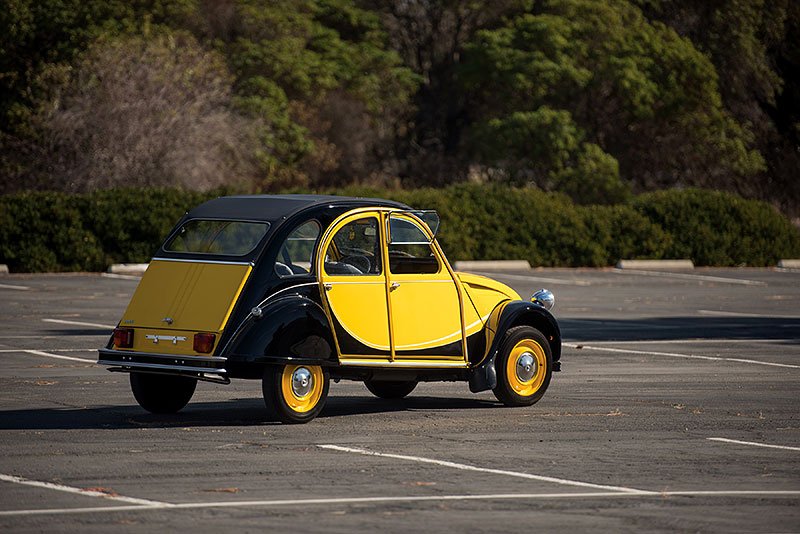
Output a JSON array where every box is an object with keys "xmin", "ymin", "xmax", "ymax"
[
  {"xmin": 560, "ymin": 316, "xmax": 800, "ymax": 343},
  {"xmin": 0, "ymin": 396, "xmax": 499, "ymax": 431}
]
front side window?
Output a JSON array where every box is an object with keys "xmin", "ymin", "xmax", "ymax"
[
  {"xmin": 388, "ymin": 217, "xmax": 440, "ymax": 274},
  {"xmin": 324, "ymin": 217, "xmax": 382, "ymax": 275},
  {"xmin": 275, "ymin": 220, "xmax": 320, "ymax": 277},
  {"xmin": 164, "ymin": 219, "xmax": 269, "ymax": 256}
]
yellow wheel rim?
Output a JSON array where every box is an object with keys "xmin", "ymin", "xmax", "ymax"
[
  {"xmin": 280, "ymin": 365, "xmax": 324, "ymax": 413},
  {"xmin": 505, "ymin": 339, "xmax": 546, "ymax": 397}
]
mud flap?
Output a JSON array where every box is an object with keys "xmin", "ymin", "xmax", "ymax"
[{"xmin": 468, "ymin": 356, "xmax": 497, "ymax": 393}]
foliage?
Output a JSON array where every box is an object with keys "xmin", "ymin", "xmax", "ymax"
[
  {"xmin": 633, "ymin": 189, "xmax": 800, "ymax": 266},
  {"xmin": 0, "ymin": 0, "xmax": 799, "ymax": 213},
  {"xmin": 4, "ymin": 187, "xmax": 796, "ymax": 272}
]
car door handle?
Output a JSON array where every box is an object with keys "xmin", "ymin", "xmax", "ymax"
[
  {"xmin": 390, "ymin": 282, "xmax": 400, "ymax": 291},
  {"xmin": 324, "ymin": 283, "xmax": 332, "ymax": 291}
]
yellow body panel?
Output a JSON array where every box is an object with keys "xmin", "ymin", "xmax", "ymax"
[
  {"xmin": 325, "ymin": 279, "xmax": 391, "ymax": 351},
  {"xmin": 388, "ymin": 275, "xmax": 463, "ymax": 357},
  {"xmin": 121, "ymin": 259, "xmax": 252, "ymax": 333},
  {"xmin": 128, "ymin": 327, "xmax": 210, "ymax": 356}
]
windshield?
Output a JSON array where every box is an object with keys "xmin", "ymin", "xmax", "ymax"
[{"xmin": 164, "ymin": 219, "xmax": 270, "ymax": 256}]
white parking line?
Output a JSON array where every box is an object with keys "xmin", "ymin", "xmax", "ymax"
[
  {"xmin": 318, "ymin": 444, "xmax": 649, "ymax": 494},
  {"xmin": 0, "ymin": 473, "xmax": 169, "ymax": 507},
  {"xmin": 613, "ymin": 269, "xmax": 766, "ymax": 286},
  {"xmin": 698, "ymin": 309, "xmax": 800, "ymax": 319},
  {"xmin": 707, "ymin": 438, "xmax": 800, "ymax": 452},
  {"xmin": 42, "ymin": 318, "xmax": 115, "ymax": 329},
  {"xmin": 0, "ymin": 283, "xmax": 30, "ymax": 290},
  {"xmin": 475, "ymin": 272, "xmax": 592, "ymax": 286},
  {"xmin": 571, "ymin": 338, "xmax": 795, "ymax": 345},
  {"xmin": 563, "ymin": 343, "xmax": 800, "ymax": 369},
  {"xmin": 1, "ymin": 490, "xmax": 799, "ymax": 517},
  {"xmin": 24, "ymin": 350, "xmax": 96, "ymax": 364},
  {"xmin": 0, "ymin": 348, "xmax": 97, "ymax": 353}
]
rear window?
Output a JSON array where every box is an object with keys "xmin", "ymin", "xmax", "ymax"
[{"xmin": 164, "ymin": 220, "xmax": 269, "ymax": 256}]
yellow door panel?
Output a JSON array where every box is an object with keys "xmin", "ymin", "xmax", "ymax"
[
  {"xmin": 389, "ymin": 277, "xmax": 463, "ymax": 355},
  {"xmin": 121, "ymin": 260, "xmax": 252, "ymax": 333},
  {"xmin": 325, "ymin": 280, "xmax": 391, "ymax": 351}
]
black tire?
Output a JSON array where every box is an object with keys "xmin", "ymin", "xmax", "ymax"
[
  {"xmin": 263, "ymin": 364, "xmax": 330, "ymax": 424},
  {"xmin": 364, "ymin": 379, "xmax": 417, "ymax": 399},
  {"xmin": 492, "ymin": 326, "xmax": 552, "ymax": 407},
  {"xmin": 129, "ymin": 372, "xmax": 197, "ymax": 414}
]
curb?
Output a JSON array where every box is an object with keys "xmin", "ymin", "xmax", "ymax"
[
  {"xmin": 108, "ymin": 263, "xmax": 149, "ymax": 275},
  {"xmin": 778, "ymin": 259, "xmax": 800, "ymax": 269},
  {"xmin": 453, "ymin": 260, "xmax": 531, "ymax": 271},
  {"xmin": 0, "ymin": 264, "xmax": 8, "ymax": 274},
  {"xmin": 616, "ymin": 259, "xmax": 694, "ymax": 270}
]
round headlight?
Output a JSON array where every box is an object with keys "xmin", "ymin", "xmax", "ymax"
[{"xmin": 531, "ymin": 289, "xmax": 555, "ymax": 311}]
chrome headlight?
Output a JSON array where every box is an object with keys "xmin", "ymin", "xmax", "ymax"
[{"xmin": 531, "ymin": 289, "xmax": 555, "ymax": 311}]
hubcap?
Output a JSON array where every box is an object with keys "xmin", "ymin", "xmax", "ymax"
[
  {"xmin": 291, "ymin": 367, "xmax": 314, "ymax": 398},
  {"xmin": 515, "ymin": 352, "xmax": 537, "ymax": 383}
]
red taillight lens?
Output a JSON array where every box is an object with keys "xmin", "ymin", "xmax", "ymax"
[
  {"xmin": 113, "ymin": 328, "xmax": 134, "ymax": 348},
  {"xmin": 193, "ymin": 333, "xmax": 216, "ymax": 354}
]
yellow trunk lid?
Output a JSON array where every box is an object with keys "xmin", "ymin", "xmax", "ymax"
[{"xmin": 120, "ymin": 259, "xmax": 252, "ymax": 333}]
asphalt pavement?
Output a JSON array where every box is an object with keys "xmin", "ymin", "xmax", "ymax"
[{"xmin": 0, "ymin": 268, "xmax": 798, "ymax": 532}]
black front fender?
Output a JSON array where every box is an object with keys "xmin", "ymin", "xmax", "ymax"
[{"xmin": 469, "ymin": 301, "xmax": 562, "ymax": 393}]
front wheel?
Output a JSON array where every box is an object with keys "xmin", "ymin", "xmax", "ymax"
[
  {"xmin": 263, "ymin": 364, "xmax": 329, "ymax": 424},
  {"xmin": 130, "ymin": 372, "xmax": 197, "ymax": 414},
  {"xmin": 364, "ymin": 379, "xmax": 417, "ymax": 399},
  {"xmin": 492, "ymin": 326, "xmax": 552, "ymax": 407}
]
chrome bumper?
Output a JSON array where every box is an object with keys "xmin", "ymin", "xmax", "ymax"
[{"xmin": 98, "ymin": 349, "xmax": 229, "ymax": 383}]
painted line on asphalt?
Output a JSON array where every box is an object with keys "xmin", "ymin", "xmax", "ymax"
[
  {"xmin": 0, "ymin": 348, "xmax": 97, "ymax": 353},
  {"xmin": 707, "ymin": 438, "xmax": 800, "ymax": 452},
  {"xmin": 698, "ymin": 309, "xmax": 800, "ymax": 319},
  {"xmin": 42, "ymin": 318, "xmax": 115, "ymax": 329},
  {"xmin": 613, "ymin": 269, "xmax": 766, "ymax": 286},
  {"xmin": 318, "ymin": 444, "xmax": 649, "ymax": 494},
  {"xmin": 0, "ymin": 283, "xmax": 30, "ymax": 290},
  {"xmin": 563, "ymin": 343, "xmax": 800, "ymax": 369},
  {"xmin": 23, "ymin": 350, "xmax": 96, "ymax": 364},
  {"xmin": 0, "ymin": 473, "xmax": 170, "ymax": 507},
  {"xmin": 568, "ymin": 338, "xmax": 796, "ymax": 345},
  {"xmin": 2, "ymin": 490, "xmax": 800, "ymax": 517},
  {"xmin": 473, "ymin": 271, "xmax": 592, "ymax": 286}
]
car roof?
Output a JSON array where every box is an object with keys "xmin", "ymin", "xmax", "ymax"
[{"xmin": 186, "ymin": 194, "xmax": 408, "ymax": 222}]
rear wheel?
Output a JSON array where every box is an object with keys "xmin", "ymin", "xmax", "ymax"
[
  {"xmin": 129, "ymin": 372, "xmax": 197, "ymax": 414},
  {"xmin": 263, "ymin": 364, "xmax": 329, "ymax": 424},
  {"xmin": 364, "ymin": 379, "xmax": 417, "ymax": 399},
  {"xmin": 492, "ymin": 326, "xmax": 552, "ymax": 407}
]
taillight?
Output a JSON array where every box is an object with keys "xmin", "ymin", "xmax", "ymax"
[
  {"xmin": 193, "ymin": 333, "xmax": 216, "ymax": 354},
  {"xmin": 113, "ymin": 328, "xmax": 134, "ymax": 348}
]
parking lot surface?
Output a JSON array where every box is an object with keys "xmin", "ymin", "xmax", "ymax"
[{"xmin": 0, "ymin": 268, "xmax": 798, "ymax": 532}]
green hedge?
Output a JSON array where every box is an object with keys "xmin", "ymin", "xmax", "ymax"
[{"xmin": 1, "ymin": 186, "xmax": 798, "ymax": 272}]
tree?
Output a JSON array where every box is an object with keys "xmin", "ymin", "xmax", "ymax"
[
  {"xmin": 25, "ymin": 32, "xmax": 259, "ymax": 191},
  {"xmin": 460, "ymin": 0, "xmax": 765, "ymax": 200}
]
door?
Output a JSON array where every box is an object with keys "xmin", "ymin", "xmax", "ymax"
[
  {"xmin": 318, "ymin": 211, "xmax": 391, "ymax": 360},
  {"xmin": 386, "ymin": 213, "xmax": 466, "ymax": 363}
]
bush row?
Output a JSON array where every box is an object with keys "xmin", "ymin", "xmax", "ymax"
[{"xmin": 1, "ymin": 186, "xmax": 798, "ymax": 272}]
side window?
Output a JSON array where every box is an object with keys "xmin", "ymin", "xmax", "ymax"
[
  {"xmin": 275, "ymin": 220, "xmax": 320, "ymax": 277},
  {"xmin": 324, "ymin": 217, "xmax": 382, "ymax": 276},
  {"xmin": 388, "ymin": 217, "xmax": 440, "ymax": 275}
]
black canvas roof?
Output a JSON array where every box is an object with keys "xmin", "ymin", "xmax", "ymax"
[{"xmin": 186, "ymin": 194, "xmax": 408, "ymax": 222}]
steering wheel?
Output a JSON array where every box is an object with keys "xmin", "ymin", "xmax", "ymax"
[{"xmin": 340, "ymin": 254, "xmax": 371, "ymax": 273}]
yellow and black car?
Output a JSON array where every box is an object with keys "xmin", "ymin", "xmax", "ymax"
[{"xmin": 98, "ymin": 195, "xmax": 561, "ymax": 423}]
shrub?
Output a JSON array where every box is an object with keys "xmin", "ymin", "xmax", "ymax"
[
  {"xmin": 1, "ymin": 185, "xmax": 798, "ymax": 271},
  {"xmin": 634, "ymin": 189, "xmax": 800, "ymax": 266}
]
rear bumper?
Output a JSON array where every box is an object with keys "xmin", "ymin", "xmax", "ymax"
[{"xmin": 98, "ymin": 348, "xmax": 228, "ymax": 382}]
